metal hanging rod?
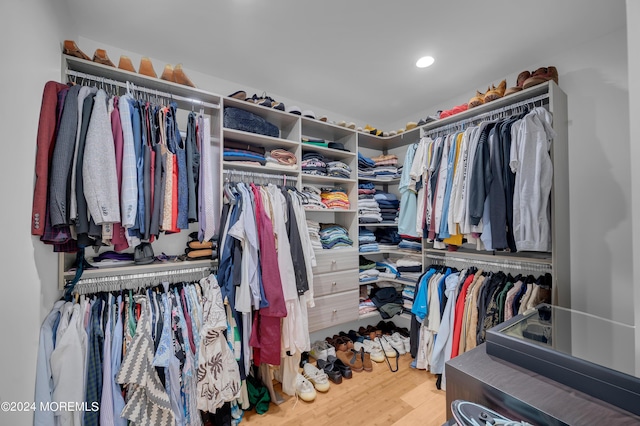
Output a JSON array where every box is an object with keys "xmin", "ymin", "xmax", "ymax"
[
  {"xmin": 223, "ymin": 168, "xmax": 298, "ymax": 184},
  {"xmin": 422, "ymin": 93, "xmax": 550, "ymax": 138},
  {"xmin": 424, "ymin": 252, "xmax": 552, "ymax": 273},
  {"xmin": 71, "ymin": 265, "xmax": 215, "ymax": 295},
  {"xmin": 65, "ymin": 69, "xmax": 220, "ymax": 111}
]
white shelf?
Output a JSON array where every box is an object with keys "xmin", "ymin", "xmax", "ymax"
[
  {"xmin": 304, "ymin": 207, "xmax": 357, "ymax": 213},
  {"xmin": 63, "ymin": 259, "xmax": 216, "ymax": 281},
  {"xmin": 301, "ymin": 173, "xmax": 355, "ymax": 185},
  {"xmin": 301, "ymin": 143, "xmax": 356, "ymax": 160},
  {"xmin": 363, "ymin": 249, "xmax": 423, "ymax": 257},
  {"xmin": 357, "ymin": 177, "xmax": 401, "ymax": 184},
  {"xmin": 223, "ymin": 161, "xmax": 300, "ymax": 175},
  {"xmin": 223, "ymin": 96, "xmax": 300, "ymax": 130},
  {"xmin": 358, "ymin": 311, "xmax": 381, "ymax": 320},
  {"xmin": 359, "ymin": 278, "xmax": 418, "ymax": 286},
  {"xmin": 223, "ymin": 128, "xmax": 299, "ymax": 150},
  {"xmin": 358, "ymin": 222, "xmax": 398, "ymax": 227}
]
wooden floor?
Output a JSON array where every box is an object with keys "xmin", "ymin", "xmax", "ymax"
[{"xmin": 242, "ymin": 353, "xmax": 447, "ymax": 426}]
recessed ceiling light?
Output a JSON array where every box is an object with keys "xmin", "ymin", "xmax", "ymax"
[{"xmin": 416, "ymin": 56, "xmax": 435, "ymax": 68}]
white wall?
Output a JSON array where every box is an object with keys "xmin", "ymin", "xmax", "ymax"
[
  {"xmin": 390, "ymin": 27, "xmax": 633, "ymax": 326},
  {"xmin": 626, "ymin": 0, "xmax": 640, "ymax": 376},
  {"xmin": 0, "ymin": 1, "xmax": 76, "ymax": 425}
]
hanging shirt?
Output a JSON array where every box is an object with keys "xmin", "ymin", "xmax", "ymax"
[
  {"xmin": 398, "ymin": 143, "xmax": 419, "ymax": 237},
  {"xmin": 118, "ymin": 94, "xmax": 138, "ymax": 231}
]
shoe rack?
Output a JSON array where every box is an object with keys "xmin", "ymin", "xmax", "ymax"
[{"xmin": 57, "ymin": 53, "xmax": 569, "ymax": 327}]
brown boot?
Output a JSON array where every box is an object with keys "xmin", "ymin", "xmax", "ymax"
[
  {"xmin": 468, "ymin": 89, "xmax": 487, "ymax": 109},
  {"xmin": 484, "ymin": 79, "xmax": 507, "ymax": 103},
  {"xmin": 523, "ymin": 66, "xmax": 558, "ymax": 89},
  {"xmin": 160, "ymin": 64, "xmax": 175, "ymax": 82},
  {"xmin": 335, "ymin": 349, "xmax": 363, "ymax": 372},
  {"xmin": 92, "ymin": 49, "xmax": 115, "ymax": 67},
  {"xmin": 118, "ymin": 55, "xmax": 136, "ymax": 73},
  {"xmin": 173, "ymin": 64, "xmax": 196, "ymax": 87},
  {"xmin": 63, "ymin": 40, "xmax": 90, "ymax": 60},
  {"xmin": 504, "ymin": 70, "xmax": 531, "ymax": 96},
  {"xmin": 139, "ymin": 57, "xmax": 157, "ymax": 78}
]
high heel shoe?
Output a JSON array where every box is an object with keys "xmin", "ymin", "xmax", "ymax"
[
  {"xmin": 92, "ymin": 49, "xmax": 115, "ymax": 67},
  {"xmin": 63, "ymin": 40, "xmax": 90, "ymax": 60},
  {"xmin": 138, "ymin": 57, "xmax": 157, "ymax": 78},
  {"xmin": 118, "ymin": 55, "xmax": 136, "ymax": 73},
  {"xmin": 173, "ymin": 64, "xmax": 196, "ymax": 87}
]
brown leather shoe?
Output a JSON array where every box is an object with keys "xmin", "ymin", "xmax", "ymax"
[
  {"xmin": 173, "ymin": 64, "xmax": 196, "ymax": 87},
  {"xmin": 484, "ymin": 79, "xmax": 506, "ymax": 103},
  {"xmin": 522, "ymin": 66, "xmax": 558, "ymax": 89},
  {"xmin": 468, "ymin": 89, "xmax": 486, "ymax": 109},
  {"xmin": 335, "ymin": 349, "xmax": 363, "ymax": 372},
  {"xmin": 160, "ymin": 64, "xmax": 175, "ymax": 82},
  {"xmin": 118, "ymin": 55, "xmax": 136, "ymax": 73},
  {"xmin": 63, "ymin": 40, "xmax": 90, "ymax": 60},
  {"xmin": 139, "ymin": 57, "xmax": 157, "ymax": 78},
  {"xmin": 93, "ymin": 49, "xmax": 115, "ymax": 67},
  {"xmin": 504, "ymin": 70, "xmax": 531, "ymax": 96}
]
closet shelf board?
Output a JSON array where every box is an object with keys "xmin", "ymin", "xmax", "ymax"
[
  {"xmin": 304, "ymin": 207, "xmax": 357, "ymax": 213},
  {"xmin": 301, "ymin": 116, "xmax": 358, "ymax": 141},
  {"xmin": 301, "ymin": 144, "xmax": 356, "ymax": 161},
  {"xmin": 223, "ymin": 97, "xmax": 300, "ymax": 129},
  {"xmin": 358, "ymin": 222, "xmax": 398, "ymax": 227},
  {"xmin": 223, "ymin": 128, "xmax": 299, "ymax": 150},
  {"xmin": 357, "ymin": 177, "xmax": 401, "ymax": 184},
  {"xmin": 360, "ymin": 278, "xmax": 418, "ymax": 286},
  {"xmin": 65, "ymin": 55, "xmax": 221, "ymax": 110},
  {"xmin": 358, "ymin": 311, "xmax": 381, "ymax": 320},
  {"xmin": 422, "ymin": 247, "xmax": 552, "ymax": 266},
  {"xmin": 301, "ymin": 174, "xmax": 356, "ymax": 185},
  {"xmin": 223, "ymin": 161, "xmax": 300, "ymax": 176},
  {"xmin": 365, "ymin": 249, "xmax": 423, "ymax": 258},
  {"xmin": 61, "ymin": 259, "xmax": 217, "ymax": 289},
  {"xmin": 313, "ymin": 247, "xmax": 358, "ymax": 255}
]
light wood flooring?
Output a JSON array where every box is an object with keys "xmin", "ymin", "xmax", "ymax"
[{"xmin": 242, "ymin": 353, "xmax": 447, "ymax": 425}]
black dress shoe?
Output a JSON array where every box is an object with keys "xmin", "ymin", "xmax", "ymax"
[
  {"xmin": 317, "ymin": 359, "xmax": 343, "ymax": 384},
  {"xmin": 327, "ymin": 355, "xmax": 353, "ymax": 379}
]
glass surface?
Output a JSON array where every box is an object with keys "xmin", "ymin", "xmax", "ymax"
[{"xmin": 500, "ymin": 304, "xmax": 637, "ymax": 378}]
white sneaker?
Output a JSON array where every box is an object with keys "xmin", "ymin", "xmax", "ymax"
[
  {"xmin": 303, "ymin": 363, "xmax": 330, "ymax": 392},
  {"xmin": 392, "ymin": 332, "xmax": 411, "ymax": 354},
  {"xmin": 387, "ymin": 334, "xmax": 406, "ymax": 355},
  {"xmin": 296, "ymin": 373, "xmax": 317, "ymax": 402},
  {"xmin": 374, "ymin": 336, "xmax": 397, "ymax": 358},
  {"xmin": 354, "ymin": 340, "xmax": 384, "ymax": 363},
  {"xmin": 309, "ymin": 341, "xmax": 328, "ymax": 361}
]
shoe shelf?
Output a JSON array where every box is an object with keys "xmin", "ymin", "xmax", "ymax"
[{"xmin": 64, "ymin": 55, "xmax": 221, "ymax": 113}]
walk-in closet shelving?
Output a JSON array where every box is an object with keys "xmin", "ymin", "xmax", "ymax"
[{"xmin": 418, "ymin": 81, "xmax": 569, "ymax": 307}]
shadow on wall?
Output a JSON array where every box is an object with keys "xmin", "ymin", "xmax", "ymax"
[{"xmin": 561, "ymin": 66, "xmax": 632, "ymax": 370}]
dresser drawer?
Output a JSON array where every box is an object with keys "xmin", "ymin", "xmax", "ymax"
[
  {"xmin": 308, "ymin": 290, "xmax": 359, "ymax": 333},
  {"xmin": 313, "ymin": 270, "xmax": 358, "ymax": 297},
  {"xmin": 312, "ymin": 250, "xmax": 358, "ymax": 274}
]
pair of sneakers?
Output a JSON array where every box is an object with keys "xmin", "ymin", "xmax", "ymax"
[
  {"xmin": 375, "ymin": 333, "xmax": 410, "ymax": 357},
  {"xmin": 353, "ymin": 339, "xmax": 385, "ymax": 363}
]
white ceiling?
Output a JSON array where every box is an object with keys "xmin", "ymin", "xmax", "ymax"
[{"xmin": 63, "ymin": 0, "xmax": 626, "ymax": 128}]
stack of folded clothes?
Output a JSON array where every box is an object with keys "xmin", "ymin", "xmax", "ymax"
[
  {"xmin": 326, "ymin": 160, "xmax": 352, "ymax": 179},
  {"xmin": 370, "ymin": 286, "xmax": 404, "ymax": 319},
  {"xmin": 223, "ymin": 140, "xmax": 266, "ymax": 165},
  {"xmin": 302, "ymin": 136, "xmax": 328, "ymax": 148},
  {"xmin": 265, "ymin": 149, "xmax": 297, "ymax": 170},
  {"xmin": 359, "ymin": 297, "xmax": 378, "ymax": 316},
  {"xmin": 402, "ymin": 285, "xmax": 416, "ymax": 312},
  {"xmin": 306, "ymin": 220, "xmax": 323, "ymax": 250},
  {"xmin": 301, "ymin": 151, "xmax": 327, "ymax": 176},
  {"xmin": 374, "ymin": 227, "xmax": 401, "ymax": 249},
  {"xmin": 320, "ymin": 187, "xmax": 350, "ymax": 209},
  {"xmin": 359, "ymin": 255, "xmax": 379, "ymax": 283},
  {"xmin": 357, "ymin": 152, "xmax": 376, "ymax": 179},
  {"xmin": 398, "ymin": 237, "xmax": 422, "ymax": 252},
  {"xmin": 371, "ymin": 154, "xmax": 400, "ymax": 180},
  {"xmin": 358, "ymin": 188, "xmax": 382, "ymax": 223},
  {"xmin": 374, "ymin": 191, "xmax": 400, "ymax": 223},
  {"xmin": 358, "ymin": 228, "xmax": 379, "ymax": 253},
  {"xmin": 319, "ymin": 223, "xmax": 353, "ymax": 249},
  {"xmin": 395, "ymin": 257, "xmax": 422, "ymax": 283},
  {"xmin": 375, "ymin": 260, "xmax": 400, "ymax": 280},
  {"xmin": 300, "ymin": 185, "xmax": 326, "ymax": 209}
]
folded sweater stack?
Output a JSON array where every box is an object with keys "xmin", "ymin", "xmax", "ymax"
[{"xmin": 319, "ymin": 223, "xmax": 353, "ymax": 249}]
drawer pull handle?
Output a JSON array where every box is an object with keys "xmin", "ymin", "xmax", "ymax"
[
  {"xmin": 331, "ymin": 282, "xmax": 337, "ymax": 286},
  {"xmin": 332, "ymin": 309, "xmax": 338, "ymax": 313},
  {"xmin": 331, "ymin": 260, "xmax": 337, "ymax": 264}
]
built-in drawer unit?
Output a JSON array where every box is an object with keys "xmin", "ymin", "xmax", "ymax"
[
  {"xmin": 307, "ymin": 290, "xmax": 359, "ymax": 332},
  {"xmin": 312, "ymin": 250, "xmax": 358, "ymax": 274},
  {"xmin": 313, "ymin": 270, "xmax": 358, "ymax": 297}
]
